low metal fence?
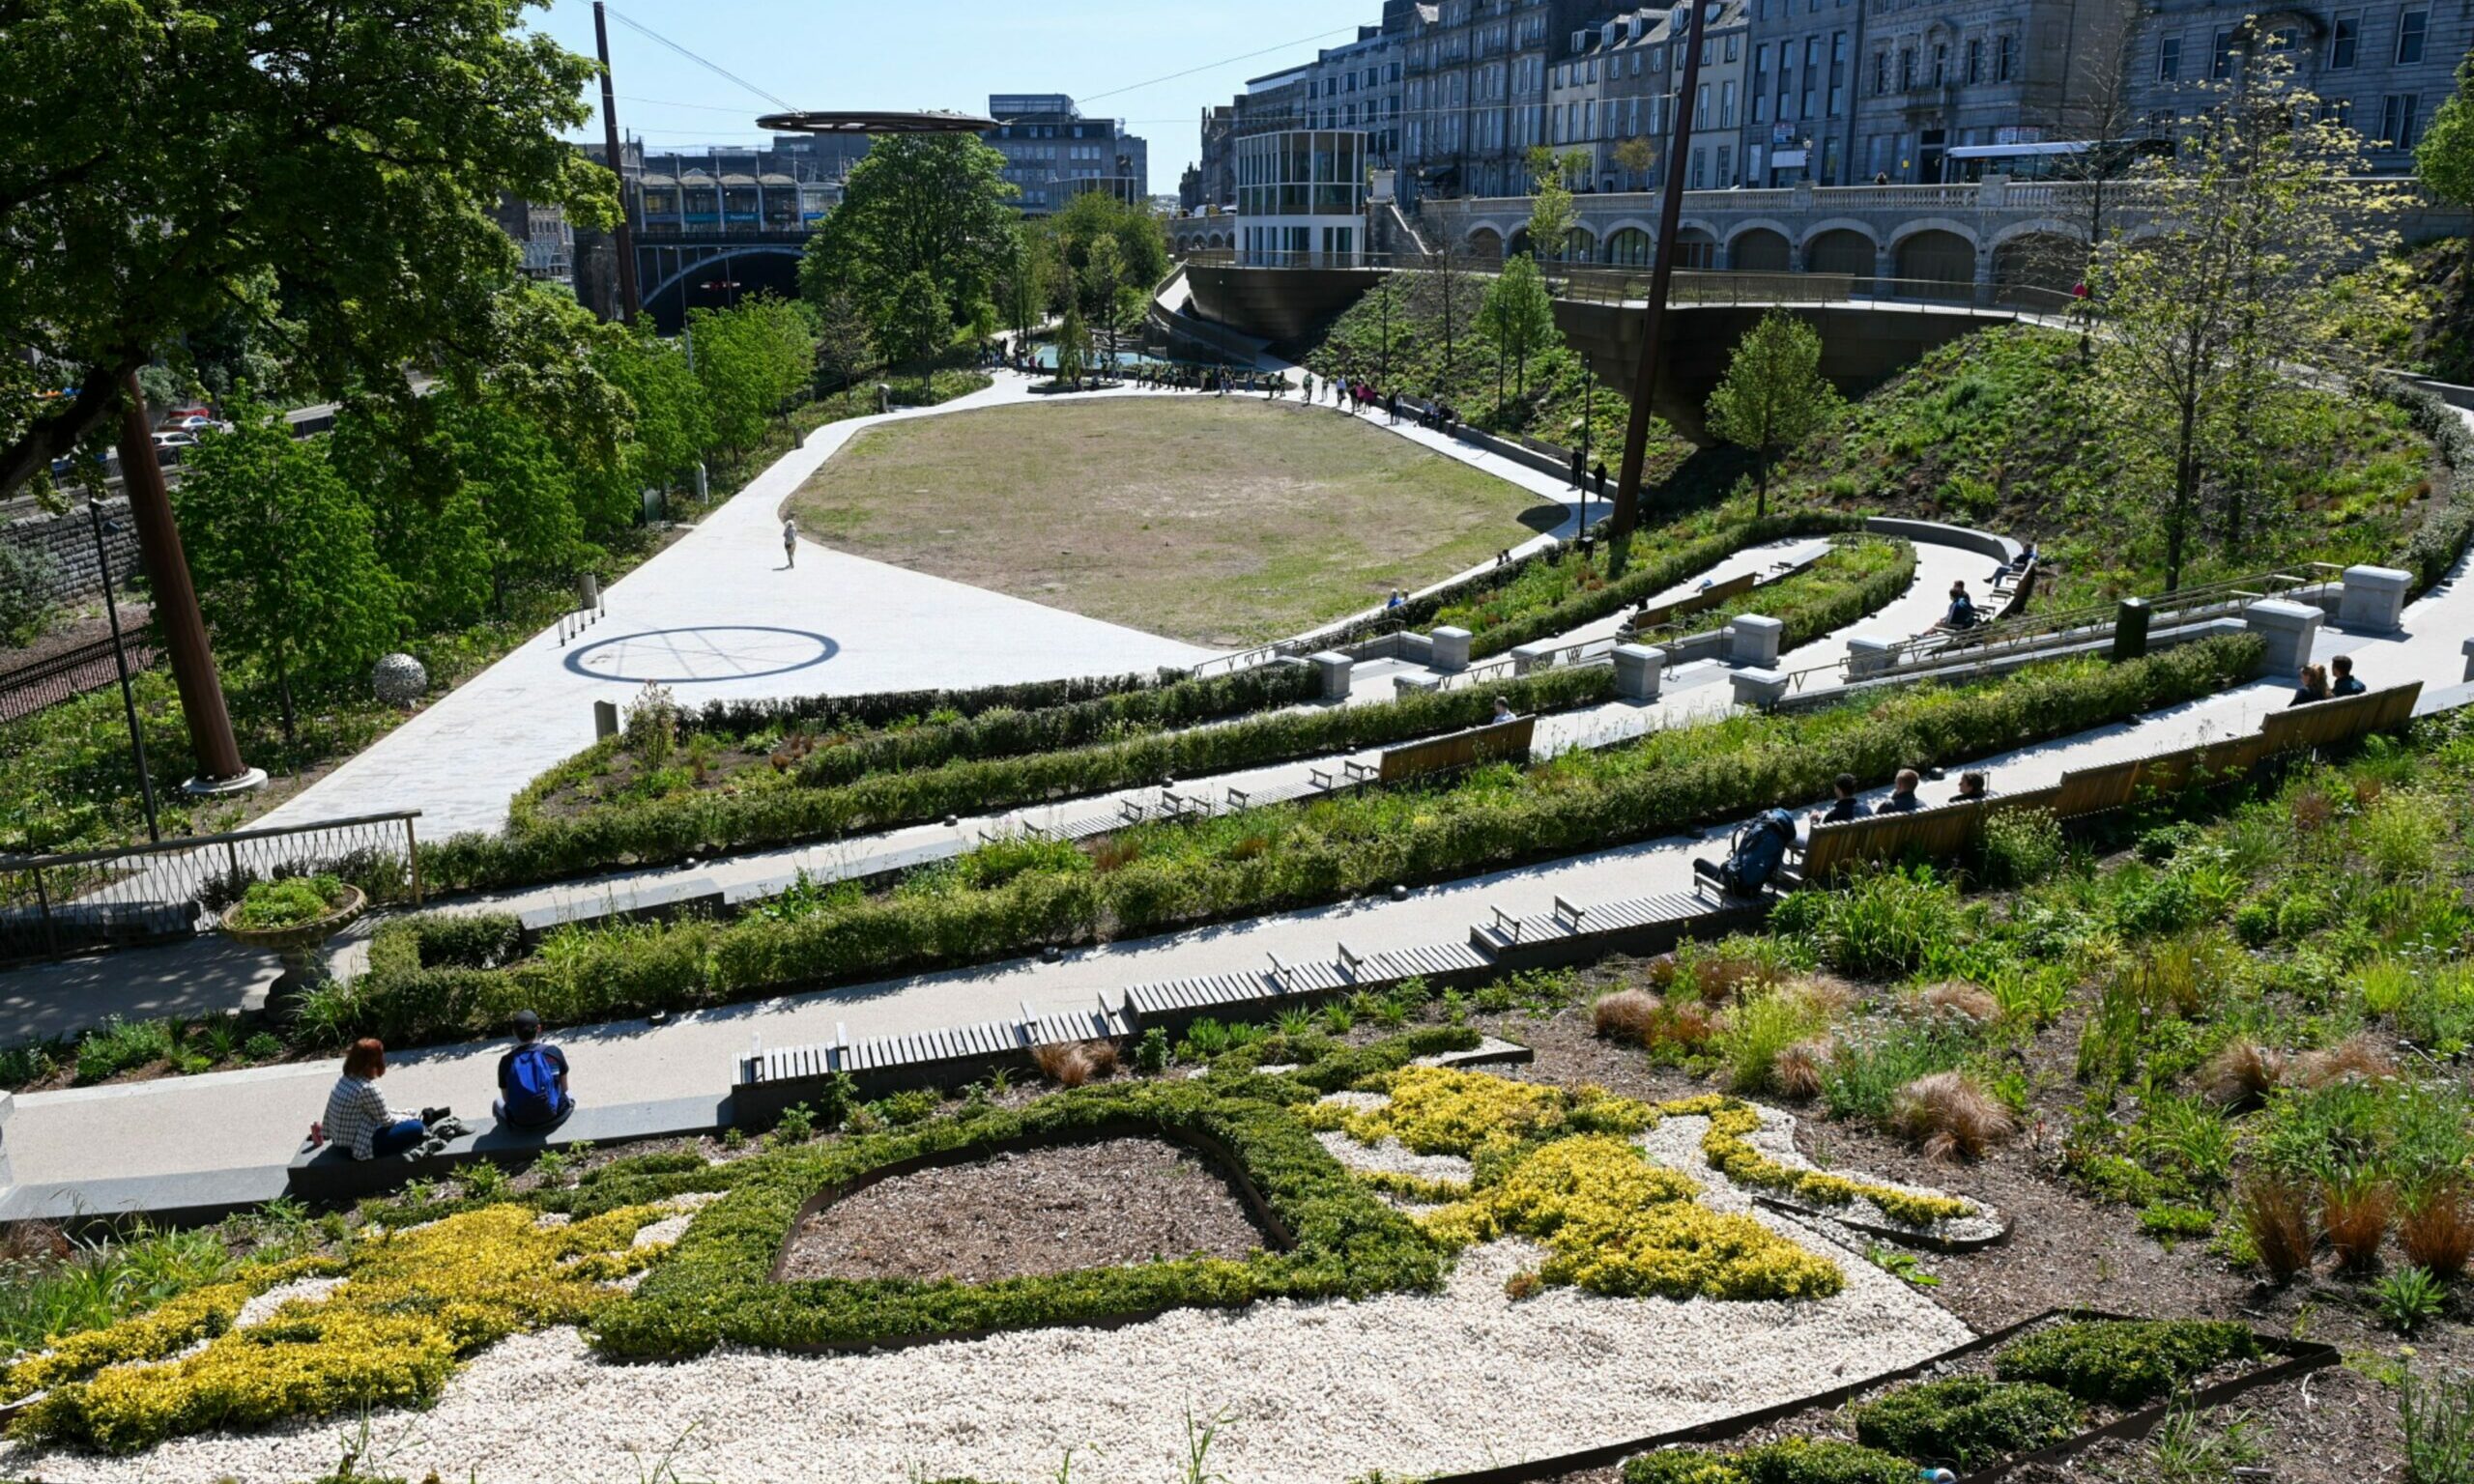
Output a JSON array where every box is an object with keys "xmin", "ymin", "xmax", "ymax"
[
  {"xmin": 0, "ymin": 636, "xmax": 160, "ymax": 725},
  {"xmin": 0, "ymin": 811, "xmax": 424, "ymax": 965}
]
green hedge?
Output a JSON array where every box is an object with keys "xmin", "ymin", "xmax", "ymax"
[
  {"xmin": 682, "ymin": 670, "xmax": 1186, "ymax": 742},
  {"xmin": 329, "ymin": 637, "xmax": 2260, "ymax": 1049},
  {"xmin": 1993, "ymin": 1319, "xmax": 2261, "ymax": 1408},
  {"xmin": 1464, "ymin": 511, "xmax": 1869, "ymax": 659},
  {"xmin": 1624, "ymin": 1439, "xmax": 1914, "ymax": 1484},
  {"xmin": 791, "ymin": 664, "xmax": 1322, "ymax": 785},
  {"xmin": 424, "ymin": 666, "xmax": 1617, "ymax": 895},
  {"xmin": 1850, "ymin": 1377, "xmax": 2083, "ymax": 1470},
  {"xmin": 2387, "ymin": 377, "xmax": 2474, "ymax": 592},
  {"xmin": 589, "ymin": 1074, "xmax": 1444, "ymax": 1358}
]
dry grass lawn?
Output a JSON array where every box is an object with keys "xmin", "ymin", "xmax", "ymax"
[{"xmin": 782, "ymin": 397, "xmax": 1564, "ymax": 647}]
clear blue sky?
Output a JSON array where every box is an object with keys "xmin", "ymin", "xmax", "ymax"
[{"xmin": 531, "ymin": 0, "xmax": 1364, "ymax": 180}]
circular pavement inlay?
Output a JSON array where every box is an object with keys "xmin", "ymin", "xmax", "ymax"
[{"xmin": 563, "ymin": 626, "xmax": 840, "ymax": 685}]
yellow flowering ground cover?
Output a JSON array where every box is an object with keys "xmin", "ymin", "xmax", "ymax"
[
  {"xmin": 10, "ymin": 1204, "xmax": 672, "ymax": 1454},
  {"xmin": 1318, "ymin": 1069, "xmax": 1979, "ymax": 1300}
]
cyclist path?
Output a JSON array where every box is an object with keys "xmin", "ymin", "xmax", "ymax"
[{"xmin": 18, "ymin": 528, "xmax": 2458, "ymax": 1191}]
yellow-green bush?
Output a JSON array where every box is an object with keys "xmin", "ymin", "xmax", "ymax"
[{"xmin": 13, "ymin": 1205, "xmax": 671, "ymax": 1453}]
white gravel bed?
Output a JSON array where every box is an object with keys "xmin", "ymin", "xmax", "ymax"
[
  {"xmin": 1315, "ymin": 1090, "xmax": 1387, "ymax": 1112},
  {"xmin": 233, "ymin": 1275, "xmax": 346, "ymax": 1329},
  {"xmin": 1639, "ymin": 1106, "xmax": 2003, "ymax": 1244},
  {"xmin": 0, "ymin": 1233, "xmax": 1969, "ymax": 1484},
  {"xmin": 1313, "ymin": 1129, "xmax": 1476, "ymax": 1184}
]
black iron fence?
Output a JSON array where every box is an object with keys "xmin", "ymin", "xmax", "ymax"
[
  {"xmin": 0, "ymin": 636, "xmax": 161, "ymax": 726},
  {"xmin": 0, "ymin": 811, "xmax": 423, "ymax": 965}
]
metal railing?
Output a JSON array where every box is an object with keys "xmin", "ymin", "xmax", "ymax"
[
  {"xmin": 0, "ymin": 811, "xmax": 425, "ymax": 965},
  {"xmin": 0, "ymin": 635, "xmax": 160, "ymax": 726},
  {"xmin": 1764, "ymin": 563, "xmax": 2339, "ymax": 699}
]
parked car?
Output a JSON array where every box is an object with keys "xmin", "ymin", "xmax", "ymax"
[
  {"xmin": 172, "ymin": 414, "xmax": 228, "ymax": 434},
  {"xmin": 150, "ymin": 430, "xmax": 197, "ymax": 450}
]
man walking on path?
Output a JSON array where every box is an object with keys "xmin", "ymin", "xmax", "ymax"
[
  {"xmin": 782, "ymin": 518, "xmax": 798, "ymax": 570},
  {"xmin": 1570, "ymin": 446, "xmax": 1586, "ymax": 490}
]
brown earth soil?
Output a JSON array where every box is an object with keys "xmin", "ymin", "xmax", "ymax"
[{"xmin": 775, "ymin": 1134, "xmax": 1276, "ymax": 1285}]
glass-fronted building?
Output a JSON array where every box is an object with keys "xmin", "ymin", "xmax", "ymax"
[{"xmin": 1234, "ymin": 129, "xmax": 1368, "ymax": 265}]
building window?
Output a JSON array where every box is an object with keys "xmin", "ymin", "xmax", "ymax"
[
  {"xmin": 2320, "ymin": 98, "xmax": 2354, "ymax": 126},
  {"xmin": 1996, "ymin": 34, "xmax": 2014, "ymax": 80},
  {"xmin": 1899, "ymin": 46, "xmax": 1916, "ymax": 90},
  {"xmin": 1720, "ymin": 79, "xmax": 1737, "ymax": 127},
  {"xmin": 1874, "ymin": 50, "xmax": 1887, "ymax": 95},
  {"xmin": 2398, "ymin": 9, "xmax": 2429, "ymax": 63},
  {"xmin": 2211, "ymin": 29, "xmax": 2234, "ymax": 78},
  {"xmin": 2158, "ymin": 36, "xmax": 2181, "ymax": 79},
  {"xmin": 2382, "ymin": 93, "xmax": 2421, "ymax": 146},
  {"xmin": 1717, "ymin": 143, "xmax": 1733, "ymax": 183},
  {"xmin": 1932, "ymin": 42, "xmax": 1946, "ymax": 85},
  {"xmin": 1695, "ymin": 82, "xmax": 1710, "ymax": 128},
  {"xmin": 2328, "ymin": 14, "xmax": 2359, "ymax": 67},
  {"xmin": 1967, "ymin": 37, "xmax": 1982, "ymax": 83},
  {"xmin": 1726, "ymin": 34, "xmax": 1740, "ymax": 62}
]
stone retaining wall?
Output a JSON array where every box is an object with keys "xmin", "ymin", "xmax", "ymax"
[{"xmin": 3, "ymin": 498, "xmax": 140, "ymax": 603}]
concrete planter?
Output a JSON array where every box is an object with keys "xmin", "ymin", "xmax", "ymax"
[{"xmin": 221, "ymin": 885, "xmax": 365, "ymax": 1020}]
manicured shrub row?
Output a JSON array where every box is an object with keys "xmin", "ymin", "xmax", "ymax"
[
  {"xmin": 789, "ymin": 663, "xmax": 1328, "ymax": 786},
  {"xmin": 1992, "ymin": 1318, "xmax": 2260, "ymax": 1408},
  {"xmin": 1624, "ymin": 1438, "xmax": 1914, "ymax": 1484},
  {"xmin": 1849, "ymin": 1376, "xmax": 2083, "ymax": 1469},
  {"xmin": 2386, "ymin": 378, "xmax": 2474, "ymax": 593},
  {"xmin": 1465, "ymin": 511, "xmax": 1869, "ymax": 659},
  {"xmin": 332, "ymin": 639, "xmax": 2260, "ymax": 1049},
  {"xmin": 682, "ymin": 669, "xmax": 1195, "ymax": 742},
  {"xmin": 424, "ymin": 665, "xmax": 1616, "ymax": 895},
  {"xmin": 590, "ymin": 1074, "xmax": 1443, "ymax": 1358}
]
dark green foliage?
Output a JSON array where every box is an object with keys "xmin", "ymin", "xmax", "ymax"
[
  {"xmin": 684, "ymin": 667, "xmax": 1206, "ymax": 744},
  {"xmin": 1851, "ymin": 1377, "xmax": 2084, "ymax": 1468},
  {"xmin": 1995, "ymin": 1319, "xmax": 2261, "ymax": 1408},
  {"xmin": 336, "ymin": 639, "xmax": 2258, "ymax": 1049},
  {"xmin": 1623, "ymin": 1439, "xmax": 1915, "ymax": 1484},
  {"xmin": 589, "ymin": 1075, "xmax": 1444, "ymax": 1358}
]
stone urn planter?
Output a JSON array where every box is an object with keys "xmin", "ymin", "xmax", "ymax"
[{"xmin": 220, "ymin": 884, "xmax": 365, "ymax": 1020}]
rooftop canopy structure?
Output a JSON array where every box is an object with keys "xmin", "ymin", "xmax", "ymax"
[{"xmin": 756, "ymin": 109, "xmax": 998, "ymax": 135}]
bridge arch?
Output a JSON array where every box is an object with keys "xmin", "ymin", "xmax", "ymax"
[
  {"xmin": 1989, "ymin": 216, "xmax": 2087, "ymax": 250},
  {"xmin": 1603, "ymin": 224, "xmax": 1654, "ymax": 267},
  {"xmin": 1885, "ymin": 216, "xmax": 1982, "ymax": 252},
  {"xmin": 1466, "ymin": 224, "xmax": 1507, "ymax": 260},
  {"xmin": 642, "ymin": 246, "xmax": 805, "ymax": 328},
  {"xmin": 1507, "ymin": 226, "xmax": 1534, "ymax": 258},
  {"xmin": 1674, "ymin": 227, "xmax": 1719, "ymax": 270},
  {"xmin": 1993, "ymin": 231, "xmax": 2085, "ymax": 301},
  {"xmin": 1800, "ymin": 222, "xmax": 1880, "ymax": 279},
  {"xmin": 1726, "ymin": 221, "xmax": 1795, "ymax": 272},
  {"xmin": 1894, "ymin": 227, "xmax": 1978, "ymax": 297}
]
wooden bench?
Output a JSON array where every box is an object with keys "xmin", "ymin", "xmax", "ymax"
[
  {"xmin": 1377, "ymin": 716, "xmax": 1536, "ymax": 784},
  {"xmin": 1619, "ymin": 570, "xmax": 1757, "ymax": 641}
]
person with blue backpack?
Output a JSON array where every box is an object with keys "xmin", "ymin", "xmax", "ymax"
[
  {"xmin": 495, "ymin": 1010, "xmax": 572, "ymax": 1130},
  {"xmin": 1693, "ymin": 808, "xmax": 1798, "ymax": 897}
]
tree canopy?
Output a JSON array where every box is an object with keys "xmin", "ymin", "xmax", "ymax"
[
  {"xmin": 0, "ymin": 0, "xmax": 613, "ymax": 497},
  {"xmin": 798, "ymin": 134, "xmax": 1015, "ymax": 347},
  {"xmin": 1704, "ymin": 310, "xmax": 1842, "ymax": 518}
]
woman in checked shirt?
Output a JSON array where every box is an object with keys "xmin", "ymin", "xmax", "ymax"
[{"xmin": 321, "ymin": 1039, "xmax": 434, "ymax": 1159}]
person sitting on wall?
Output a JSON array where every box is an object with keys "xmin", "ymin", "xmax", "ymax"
[
  {"xmin": 319, "ymin": 1040, "xmax": 451, "ymax": 1160},
  {"xmin": 495, "ymin": 1009, "xmax": 573, "ymax": 1130}
]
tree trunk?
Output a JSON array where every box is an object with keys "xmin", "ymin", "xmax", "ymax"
[
  {"xmin": 275, "ymin": 660, "xmax": 298, "ymax": 751},
  {"xmin": 2166, "ymin": 394, "xmax": 2201, "ymax": 594},
  {"xmin": 1755, "ymin": 450, "xmax": 1769, "ymax": 520}
]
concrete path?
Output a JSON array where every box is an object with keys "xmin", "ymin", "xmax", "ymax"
[
  {"xmin": 17, "ymin": 529, "xmax": 2457, "ymax": 1190},
  {"xmin": 243, "ymin": 375, "xmax": 1217, "ymax": 843}
]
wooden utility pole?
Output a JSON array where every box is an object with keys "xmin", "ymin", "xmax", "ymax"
[
  {"xmin": 594, "ymin": 2, "xmax": 643, "ymax": 325},
  {"xmin": 114, "ymin": 371, "xmax": 259, "ymax": 792},
  {"xmin": 1607, "ymin": 0, "xmax": 1712, "ymax": 563}
]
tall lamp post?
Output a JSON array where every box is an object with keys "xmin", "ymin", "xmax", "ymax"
[
  {"xmin": 1605, "ymin": 0, "xmax": 1712, "ymax": 568},
  {"xmin": 87, "ymin": 497, "xmax": 158, "ymax": 842}
]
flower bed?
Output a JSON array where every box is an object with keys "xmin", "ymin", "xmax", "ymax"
[{"xmin": 328, "ymin": 638, "xmax": 2260, "ymax": 1050}]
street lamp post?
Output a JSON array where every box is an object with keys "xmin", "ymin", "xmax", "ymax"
[{"xmin": 88, "ymin": 498, "xmax": 158, "ymax": 842}]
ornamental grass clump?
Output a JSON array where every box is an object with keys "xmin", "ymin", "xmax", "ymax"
[
  {"xmin": 10, "ymin": 1204, "xmax": 673, "ymax": 1452},
  {"xmin": 1850, "ymin": 1376, "xmax": 2083, "ymax": 1470},
  {"xmin": 1890, "ymin": 1070, "xmax": 2017, "ymax": 1162},
  {"xmin": 1622, "ymin": 1438, "xmax": 1913, "ymax": 1484}
]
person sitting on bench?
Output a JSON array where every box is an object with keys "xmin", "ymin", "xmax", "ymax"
[
  {"xmin": 1876, "ymin": 768, "xmax": 1924, "ymax": 814},
  {"xmin": 1935, "ymin": 582, "xmax": 1980, "ymax": 634},
  {"xmin": 2330, "ymin": 654, "xmax": 2367, "ymax": 697},
  {"xmin": 1813, "ymin": 772, "xmax": 1861, "ymax": 825},
  {"xmin": 1492, "ymin": 697, "xmax": 1517, "ymax": 725},
  {"xmin": 1952, "ymin": 770, "xmax": 1989, "ymax": 803},
  {"xmin": 320, "ymin": 1040, "xmax": 448, "ymax": 1160},
  {"xmin": 495, "ymin": 1010, "xmax": 573, "ymax": 1130}
]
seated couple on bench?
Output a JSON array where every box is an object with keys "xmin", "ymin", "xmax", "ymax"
[{"xmin": 315, "ymin": 1011, "xmax": 574, "ymax": 1161}]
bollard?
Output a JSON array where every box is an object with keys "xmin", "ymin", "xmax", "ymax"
[
  {"xmin": 2244, "ymin": 599, "xmax": 2322, "ymax": 680},
  {"xmin": 1430, "ymin": 626, "xmax": 1473, "ymax": 672},
  {"xmin": 1613, "ymin": 643, "xmax": 1665, "ymax": 701},
  {"xmin": 2338, "ymin": 564, "xmax": 2412, "ymax": 633},
  {"xmin": 1309, "ymin": 650, "xmax": 1353, "ymax": 702},
  {"xmin": 2111, "ymin": 598, "xmax": 2150, "ymax": 662},
  {"xmin": 1725, "ymin": 614, "xmax": 1785, "ymax": 669},
  {"xmin": 1729, "ymin": 668, "xmax": 1790, "ymax": 709},
  {"xmin": 593, "ymin": 699, "xmax": 620, "ymax": 741},
  {"xmin": 1847, "ymin": 635, "xmax": 1901, "ymax": 678}
]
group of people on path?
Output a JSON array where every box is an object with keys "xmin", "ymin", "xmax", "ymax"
[{"xmin": 317, "ymin": 1012, "xmax": 574, "ymax": 1160}]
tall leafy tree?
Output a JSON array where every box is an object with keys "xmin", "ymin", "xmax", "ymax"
[
  {"xmin": 886, "ymin": 271, "xmax": 953, "ymax": 401},
  {"xmin": 688, "ymin": 297, "xmax": 816, "ymax": 463},
  {"xmin": 1704, "ymin": 310, "xmax": 1842, "ymax": 518},
  {"xmin": 173, "ymin": 389, "xmax": 400, "ymax": 743},
  {"xmin": 2419, "ymin": 57, "xmax": 2474, "ymax": 215},
  {"xmin": 1048, "ymin": 189, "xmax": 1170, "ymax": 299},
  {"xmin": 992, "ymin": 222, "xmax": 1052, "ymax": 342},
  {"xmin": 798, "ymin": 134, "xmax": 1014, "ymax": 346},
  {"xmin": 1479, "ymin": 254, "xmax": 1561, "ymax": 412},
  {"xmin": 810, "ymin": 291, "xmax": 877, "ymax": 395},
  {"xmin": 2087, "ymin": 62, "xmax": 2401, "ymax": 590},
  {"xmin": 1081, "ymin": 237, "xmax": 1128, "ymax": 366},
  {"xmin": 0, "ymin": 0, "xmax": 611, "ymax": 497},
  {"xmin": 595, "ymin": 326, "xmax": 711, "ymax": 511}
]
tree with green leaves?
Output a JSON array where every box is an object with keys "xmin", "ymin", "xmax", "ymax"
[
  {"xmin": 1704, "ymin": 310, "xmax": 1842, "ymax": 518},
  {"xmin": 1523, "ymin": 147, "xmax": 1586, "ymax": 261},
  {"xmin": 798, "ymin": 134, "xmax": 1014, "ymax": 350},
  {"xmin": 688, "ymin": 297, "xmax": 817, "ymax": 463},
  {"xmin": 1479, "ymin": 254, "xmax": 1561, "ymax": 413},
  {"xmin": 434, "ymin": 385, "xmax": 585, "ymax": 618},
  {"xmin": 811, "ymin": 291, "xmax": 877, "ymax": 396},
  {"xmin": 885, "ymin": 271, "xmax": 952, "ymax": 401},
  {"xmin": 174, "ymin": 390, "xmax": 400, "ymax": 743},
  {"xmin": 2419, "ymin": 57, "xmax": 2474, "ymax": 216},
  {"xmin": 1048, "ymin": 189, "xmax": 1170, "ymax": 303},
  {"xmin": 1055, "ymin": 296, "xmax": 1090, "ymax": 390},
  {"xmin": 595, "ymin": 326, "xmax": 711, "ymax": 512},
  {"xmin": 2087, "ymin": 59, "xmax": 2401, "ymax": 589},
  {"xmin": 1081, "ymin": 237, "xmax": 1129, "ymax": 369},
  {"xmin": 993, "ymin": 222, "xmax": 1052, "ymax": 343},
  {"xmin": 0, "ymin": 0, "xmax": 611, "ymax": 498}
]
